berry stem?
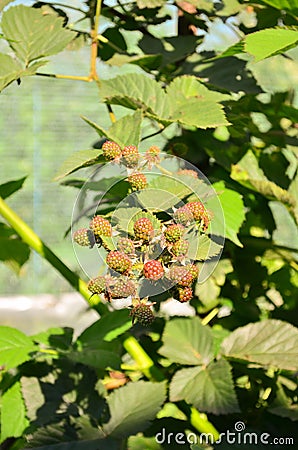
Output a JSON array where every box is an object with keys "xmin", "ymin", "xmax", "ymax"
[
  {"xmin": 0, "ymin": 196, "xmax": 106, "ymax": 312},
  {"xmin": 201, "ymin": 307, "xmax": 219, "ymax": 325}
]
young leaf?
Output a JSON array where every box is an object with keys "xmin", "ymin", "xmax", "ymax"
[
  {"xmin": 206, "ymin": 181, "xmax": 245, "ymax": 247},
  {"xmin": 169, "ymin": 359, "xmax": 239, "ymax": 414},
  {"xmin": 0, "ymin": 176, "xmax": 27, "ymax": 199},
  {"xmin": 1, "ymin": 5, "xmax": 76, "ymax": 64},
  {"xmin": 83, "ymin": 110, "xmax": 142, "ymax": 147},
  {"xmin": 221, "ymin": 319, "xmax": 298, "ymax": 371},
  {"xmin": 54, "ymin": 149, "xmax": 104, "ymax": 181},
  {"xmin": 0, "ymin": 326, "xmax": 37, "ymax": 369},
  {"xmin": 103, "ymin": 381, "xmax": 167, "ymax": 438},
  {"xmin": 159, "ymin": 317, "xmax": 214, "ymax": 365},
  {"xmin": 0, "ymin": 381, "xmax": 29, "ymax": 443},
  {"xmin": 245, "ymin": 29, "xmax": 298, "ymax": 62}
]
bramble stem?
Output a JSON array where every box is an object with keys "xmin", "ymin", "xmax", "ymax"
[
  {"xmin": 201, "ymin": 307, "xmax": 219, "ymax": 325},
  {"xmin": 35, "ymin": 73, "xmax": 91, "ymax": 82},
  {"xmin": 89, "ymin": 0, "xmax": 102, "ymax": 81}
]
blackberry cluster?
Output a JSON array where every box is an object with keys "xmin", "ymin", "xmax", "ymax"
[{"xmin": 72, "ymin": 141, "xmax": 213, "ymax": 325}]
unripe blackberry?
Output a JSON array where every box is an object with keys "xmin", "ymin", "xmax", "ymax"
[
  {"xmin": 164, "ymin": 224, "xmax": 185, "ymax": 243},
  {"xmin": 177, "ymin": 169, "xmax": 198, "ymax": 178},
  {"xmin": 186, "ymin": 263, "xmax": 199, "ymax": 281},
  {"xmin": 127, "ymin": 173, "xmax": 147, "ymax": 191},
  {"xmin": 109, "ymin": 277, "xmax": 136, "ymax": 299},
  {"xmin": 177, "ymin": 286, "xmax": 194, "ymax": 302},
  {"xmin": 143, "ymin": 260, "xmax": 164, "ymax": 281},
  {"xmin": 122, "ymin": 145, "xmax": 140, "ymax": 168},
  {"xmin": 102, "ymin": 140, "xmax": 122, "ymax": 161},
  {"xmin": 117, "ymin": 237, "xmax": 135, "ymax": 255},
  {"xmin": 89, "ymin": 216, "xmax": 112, "ymax": 237},
  {"xmin": 87, "ymin": 276, "xmax": 106, "ymax": 295},
  {"xmin": 73, "ymin": 228, "xmax": 95, "ymax": 247},
  {"xmin": 186, "ymin": 201, "xmax": 206, "ymax": 221},
  {"xmin": 133, "ymin": 217, "xmax": 154, "ymax": 241},
  {"xmin": 106, "ymin": 251, "xmax": 132, "ymax": 274},
  {"xmin": 168, "ymin": 265, "xmax": 193, "ymax": 287},
  {"xmin": 171, "ymin": 239, "xmax": 189, "ymax": 257},
  {"xmin": 173, "ymin": 206, "xmax": 193, "ymax": 225},
  {"xmin": 130, "ymin": 302, "xmax": 155, "ymax": 326}
]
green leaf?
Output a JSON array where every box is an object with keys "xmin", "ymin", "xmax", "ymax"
[
  {"xmin": 82, "ymin": 110, "xmax": 142, "ymax": 147},
  {"xmin": 102, "ymin": 381, "xmax": 167, "ymax": 438},
  {"xmin": 206, "ymin": 181, "xmax": 245, "ymax": 247},
  {"xmin": 0, "ymin": 0, "xmax": 14, "ymax": 12},
  {"xmin": 1, "ymin": 5, "xmax": 76, "ymax": 64},
  {"xmin": 245, "ymin": 29, "xmax": 298, "ymax": 62},
  {"xmin": 0, "ymin": 326, "xmax": 37, "ymax": 369},
  {"xmin": 0, "ymin": 237, "xmax": 30, "ymax": 273},
  {"xmin": 0, "ymin": 176, "xmax": 27, "ymax": 199},
  {"xmin": 169, "ymin": 359, "xmax": 239, "ymax": 415},
  {"xmin": 54, "ymin": 149, "xmax": 104, "ymax": 181},
  {"xmin": 194, "ymin": 235, "xmax": 223, "ymax": 261},
  {"xmin": 221, "ymin": 319, "xmax": 298, "ymax": 371},
  {"xmin": 21, "ymin": 377, "xmax": 45, "ymax": 422},
  {"xmin": 0, "ymin": 53, "xmax": 22, "ymax": 92},
  {"xmin": 0, "ymin": 381, "xmax": 29, "ymax": 443},
  {"xmin": 269, "ymin": 201, "xmax": 298, "ymax": 251},
  {"xmin": 137, "ymin": 0, "xmax": 166, "ymax": 8},
  {"xmin": 159, "ymin": 317, "xmax": 214, "ymax": 365},
  {"xmin": 231, "ymin": 150, "xmax": 296, "ymax": 206}
]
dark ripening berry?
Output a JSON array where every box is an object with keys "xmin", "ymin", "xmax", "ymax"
[
  {"xmin": 164, "ymin": 224, "xmax": 185, "ymax": 243},
  {"xmin": 117, "ymin": 237, "xmax": 135, "ymax": 255},
  {"xmin": 127, "ymin": 173, "xmax": 147, "ymax": 191},
  {"xmin": 109, "ymin": 277, "xmax": 136, "ymax": 299},
  {"xmin": 133, "ymin": 217, "xmax": 154, "ymax": 241},
  {"xmin": 106, "ymin": 250, "xmax": 132, "ymax": 274},
  {"xmin": 173, "ymin": 206, "xmax": 194, "ymax": 225},
  {"xmin": 89, "ymin": 216, "xmax": 112, "ymax": 237},
  {"xmin": 177, "ymin": 286, "xmax": 193, "ymax": 302},
  {"xmin": 121, "ymin": 145, "xmax": 140, "ymax": 168},
  {"xmin": 171, "ymin": 239, "xmax": 189, "ymax": 257},
  {"xmin": 168, "ymin": 265, "xmax": 193, "ymax": 287},
  {"xmin": 73, "ymin": 228, "xmax": 95, "ymax": 247},
  {"xmin": 102, "ymin": 140, "xmax": 122, "ymax": 161},
  {"xmin": 87, "ymin": 276, "xmax": 106, "ymax": 295},
  {"xmin": 143, "ymin": 260, "xmax": 164, "ymax": 281},
  {"xmin": 130, "ymin": 303, "xmax": 155, "ymax": 326}
]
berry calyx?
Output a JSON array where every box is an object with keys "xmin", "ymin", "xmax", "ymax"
[
  {"xmin": 87, "ymin": 276, "xmax": 106, "ymax": 295},
  {"xmin": 171, "ymin": 239, "xmax": 189, "ymax": 257},
  {"xmin": 168, "ymin": 265, "xmax": 194, "ymax": 287},
  {"xmin": 133, "ymin": 217, "xmax": 154, "ymax": 241},
  {"xmin": 122, "ymin": 145, "xmax": 140, "ymax": 168},
  {"xmin": 164, "ymin": 224, "xmax": 185, "ymax": 243},
  {"xmin": 117, "ymin": 237, "xmax": 135, "ymax": 255},
  {"xmin": 108, "ymin": 277, "xmax": 136, "ymax": 299},
  {"xmin": 144, "ymin": 145, "xmax": 161, "ymax": 168},
  {"xmin": 130, "ymin": 301, "xmax": 155, "ymax": 326},
  {"xmin": 89, "ymin": 216, "xmax": 112, "ymax": 237},
  {"xmin": 106, "ymin": 250, "xmax": 132, "ymax": 274},
  {"xmin": 102, "ymin": 140, "xmax": 122, "ymax": 161},
  {"xmin": 173, "ymin": 206, "xmax": 194, "ymax": 225},
  {"xmin": 73, "ymin": 228, "xmax": 95, "ymax": 247},
  {"xmin": 127, "ymin": 173, "xmax": 147, "ymax": 191},
  {"xmin": 143, "ymin": 260, "xmax": 164, "ymax": 281}
]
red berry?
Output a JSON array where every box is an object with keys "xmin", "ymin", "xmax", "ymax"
[
  {"xmin": 127, "ymin": 173, "xmax": 147, "ymax": 191},
  {"xmin": 168, "ymin": 265, "xmax": 193, "ymax": 287},
  {"xmin": 102, "ymin": 140, "xmax": 122, "ymax": 161},
  {"xmin": 130, "ymin": 302, "xmax": 155, "ymax": 326},
  {"xmin": 106, "ymin": 250, "xmax": 132, "ymax": 274},
  {"xmin": 89, "ymin": 216, "xmax": 112, "ymax": 237},
  {"xmin": 164, "ymin": 224, "xmax": 185, "ymax": 243},
  {"xmin": 143, "ymin": 260, "xmax": 164, "ymax": 281},
  {"xmin": 87, "ymin": 276, "xmax": 106, "ymax": 294},
  {"xmin": 133, "ymin": 217, "xmax": 154, "ymax": 241},
  {"xmin": 73, "ymin": 228, "xmax": 95, "ymax": 247},
  {"xmin": 122, "ymin": 145, "xmax": 140, "ymax": 168}
]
